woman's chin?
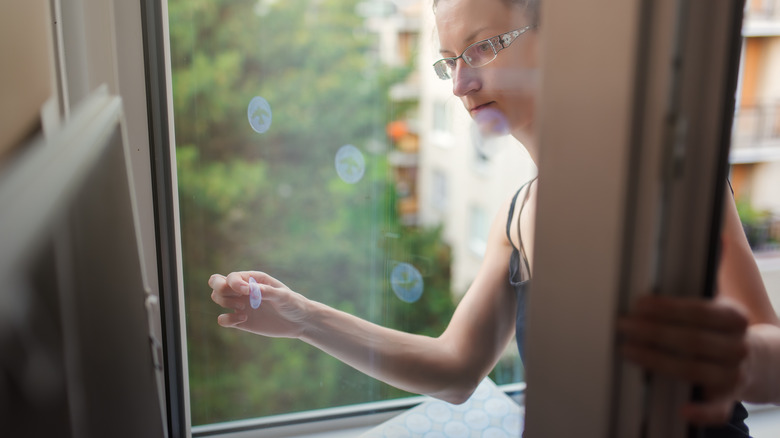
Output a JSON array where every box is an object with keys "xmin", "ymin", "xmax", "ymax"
[{"xmin": 474, "ymin": 106, "xmax": 511, "ymax": 137}]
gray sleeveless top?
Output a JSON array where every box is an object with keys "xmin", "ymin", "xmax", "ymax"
[{"xmin": 506, "ymin": 177, "xmax": 536, "ymax": 363}]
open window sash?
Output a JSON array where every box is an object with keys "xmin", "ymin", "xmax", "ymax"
[{"xmin": 525, "ymin": 0, "xmax": 744, "ymax": 437}]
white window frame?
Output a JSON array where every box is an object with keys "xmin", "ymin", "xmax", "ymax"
[
  {"xmin": 525, "ymin": 0, "xmax": 762, "ymax": 437},
  {"xmin": 122, "ymin": 0, "xmax": 780, "ymax": 437}
]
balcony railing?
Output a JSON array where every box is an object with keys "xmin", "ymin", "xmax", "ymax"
[
  {"xmin": 744, "ymin": 215, "xmax": 780, "ymax": 251},
  {"xmin": 746, "ymin": 0, "xmax": 779, "ymax": 20},
  {"xmin": 731, "ymin": 102, "xmax": 780, "ymax": 162},
  {"xmin": 733, "ymin": 102, "xmax": 780, "ymax": 146}
]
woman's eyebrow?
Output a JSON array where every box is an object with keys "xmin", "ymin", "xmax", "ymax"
[
  {"xmin": 462, "ymin": 27, "xmax": 489, "ymax": 46},
  {"xmin": 439, "ymin": 26, "xmax": 491, "ymax": 56}
]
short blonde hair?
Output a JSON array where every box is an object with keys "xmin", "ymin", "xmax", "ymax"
[{"xmin": 432, "ymin": 0, "xmax": 539, "ymax": 25}]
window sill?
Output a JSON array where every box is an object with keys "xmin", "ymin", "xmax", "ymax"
[
  {"xmin": 193, "ymin": 383, "xmax": 526, "ymax": 438},
  {"xmin": 745, "ymin": 403, "xmax": 780, "ymax": 437},
  {"xmin": 192, "ymin": 397, "xmax": 427, "ymax": 438},
  {"xmin": 189, "ymin": 385, "xmax": 780, "ymax": 438}
]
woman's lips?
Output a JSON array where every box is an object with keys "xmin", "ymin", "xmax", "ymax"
[{"xmin": 470, "ymin": 102, "xmax": 493, "ymax": 115}]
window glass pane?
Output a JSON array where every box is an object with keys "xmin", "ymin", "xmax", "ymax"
[
  {"xmin": 165, "ymin": 0, "xmax": 780, "ymax": 431},
  {"xmin": 167, "ymin": 0, "xmax": 530, "ymax": 426},
  {"xmin": 731, "ymin": 2, "xmax": 780, "ymax": 316}
]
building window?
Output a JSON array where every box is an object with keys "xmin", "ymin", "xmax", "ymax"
[
  {"xmin": 431, "ymin": 169, "xmax": 448, "ymax": 213},
  {"xmin": 430, "ymin": 100, "xmax": 455, "ymax": 147},
  {"xmin": 468, "ymin": 205, "xmax": 489, "ymax": 257}
]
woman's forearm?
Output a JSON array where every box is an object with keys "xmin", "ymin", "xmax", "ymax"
[
  {"xmin": 299, "ymin": 300, "xmax": 480, "ymax": 403},
  {"xmin": 742, "ymin": 323, "xmax": 780, "ymax": 404}
]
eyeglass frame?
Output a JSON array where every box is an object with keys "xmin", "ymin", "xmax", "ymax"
[{"xmin": 432, "ymin": 25, "xmax": 535, "ymax": 80}]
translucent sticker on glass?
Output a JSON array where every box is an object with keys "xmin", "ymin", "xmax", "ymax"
[
  {"xmin": 247, "ymin": 96, "xmax": 272, "ymax": 134},
  {"xmin": 248, "ymin": 277, "xmax": 262, "ymax": 309},
  {"xmin": 474, "ymin": 107, "xmax": 509, "ymax": 138},
  {"xmin": 335, "ymin": 144, "xmax": 366, "ymax": 184},
  {"xmin": 390, "ymin": 262, "xmax": 424, "ymax": 303}
]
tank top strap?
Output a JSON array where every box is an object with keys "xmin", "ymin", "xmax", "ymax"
[
  {"xmin": 506, "ymin": 191, "xmax": 522, "ymax": 250},
  {"xmin": 506, "ymin": 177, "xmax": 537, "ymax": 250}
]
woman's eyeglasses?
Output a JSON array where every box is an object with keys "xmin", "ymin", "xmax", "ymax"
[{"xmin": 433, "ymin": 25, "xmax": 535, "ymax": 80}]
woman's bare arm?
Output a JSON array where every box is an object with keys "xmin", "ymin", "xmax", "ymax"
[
  {"xmin": 210, "ymin": 195, "xmax": 520, "ymax": 403},
  {"xmin": 717, "ymin": 189, "xmax": 780, "ymax": 405}
]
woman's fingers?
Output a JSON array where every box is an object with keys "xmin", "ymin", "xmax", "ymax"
[
  {"xmin": 620, "ymin": 342, "xmax": 745, "ymax": 398},
  {"xmin": 208, "ymin": 273, "xmax": 240, "ymax": 297},
  {"xmin": 632, "ymin": 295, "xmax": 749, "ymax": 333},
  {"xmin": 618, "ymin": 317, "xmax": 748, "ymax": 364},
  {"xmin": 681, "ymin": 400, "xmax": 735, "ymax": 426},
  {"xmin": 217, "ymin": 311, "xmax": 248, "ymax": 327},
  {"xmin": 224, "ymin": 271, "xmax": 286, "ymax": 296},
  {"xmin": 620, "ymin": 296, "xmax": 748, "ymax": 363},
  {"xmin": 211, "ymin": 290, "xmax": 247, "ymax": 310},
  {"xmin": 210, "ymin": 271, "xmax": 288, "ymax": 312},
  {"xmin": 209, "ymin": 273, "xmax": 247, "ymax": 311},
  {"xmin": 619, "ymin": 295, "xmax": 751, "ymax": 426}
]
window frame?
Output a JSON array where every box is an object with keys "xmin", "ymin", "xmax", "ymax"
[
  {"xmin": 132, "ymin": 0, "xmax": 780, "ymax": 437},
  {"xmin": 524, "ymin": 0, "xmax": 747, "ymax": 436},
  {"xmin": 138, "ymin": 0, "xmax": 190, "ymax": 436}
]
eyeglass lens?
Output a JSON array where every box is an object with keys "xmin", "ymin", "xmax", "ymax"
[
  {"xmin": 437, "ymin": 41, "xmax": 496, "ymax": 79},
  {"xmin": 434, "ymin": 26, "xmax": 533, "ymax": 80}
]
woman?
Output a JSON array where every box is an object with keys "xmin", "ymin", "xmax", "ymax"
[{"xmin": 210, "ymin": 0, "xmax": 780, "ymax": 433}]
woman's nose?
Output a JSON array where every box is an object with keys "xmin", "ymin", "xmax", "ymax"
[{"xmin": 452, "ymin": 61, "xmax": 481, "ymax": 97}]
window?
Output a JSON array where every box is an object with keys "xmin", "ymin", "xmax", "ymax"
[
  {"xmin": 138, "ymin": 0, "xmax": 780, "ymax": 437},
  {"xmin": 430, "ymin": 100, "xmax": 454, "ymax": 147},
  {"xmin": 161, "ymin": 0, "xmax": 523, "ymax": 432},
  {"xmin": 6, "ymin": 0, "xmax": 780, "ymax": 437},
  {"xmin": 432, "ymin": 101, "xmax": 449, "ymax": 133},
  {"xmin": 430, "ymin": 169, "xmax": 448, "ymax": 213},
  {"xmin": 468, "ymin": 205, "xmax": 489, "ymax": 257}
]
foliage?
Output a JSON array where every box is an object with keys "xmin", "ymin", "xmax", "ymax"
[
  {"xmin": 736, "ymin": 199, "xmax": 777, "ymax": 249},
  {"xmin": 736, "ymin": 198, "xmax": 770, "ymax": 226},
  {"xmin": 169, "ymin": 0, "xmax": 457, "ymax": 425}
]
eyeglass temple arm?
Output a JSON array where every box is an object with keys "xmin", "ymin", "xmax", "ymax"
[{"xmin": 498, "ymin": 30, "xmax": 522, "ymax": 49}]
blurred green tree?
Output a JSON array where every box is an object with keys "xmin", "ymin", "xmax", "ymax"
[{"xmin": 169, "ymin": 0, "xmax": 456, "ymax": 425}]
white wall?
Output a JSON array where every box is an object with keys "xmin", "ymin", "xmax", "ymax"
[{"xmin": 753, "ymin": 161, "xmax": 780, "ymax": 213}]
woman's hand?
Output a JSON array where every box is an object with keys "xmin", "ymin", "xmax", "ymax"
[
  {"xmin": 618, "ymin": 295, "xmax": 750, "ymax": 426},
  {"xmin": 209, "ymin": 271, "xmax": 311, "ymax": 339}
]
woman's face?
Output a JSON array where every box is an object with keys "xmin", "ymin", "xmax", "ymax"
[{"xmin": 435, "ymin": 0, "xmax": 539, "ymax": 142}]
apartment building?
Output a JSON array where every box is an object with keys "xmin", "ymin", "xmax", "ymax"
[{"xmin": 731, "ymin": 0, "xmax": 780, "ymax": 251}]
